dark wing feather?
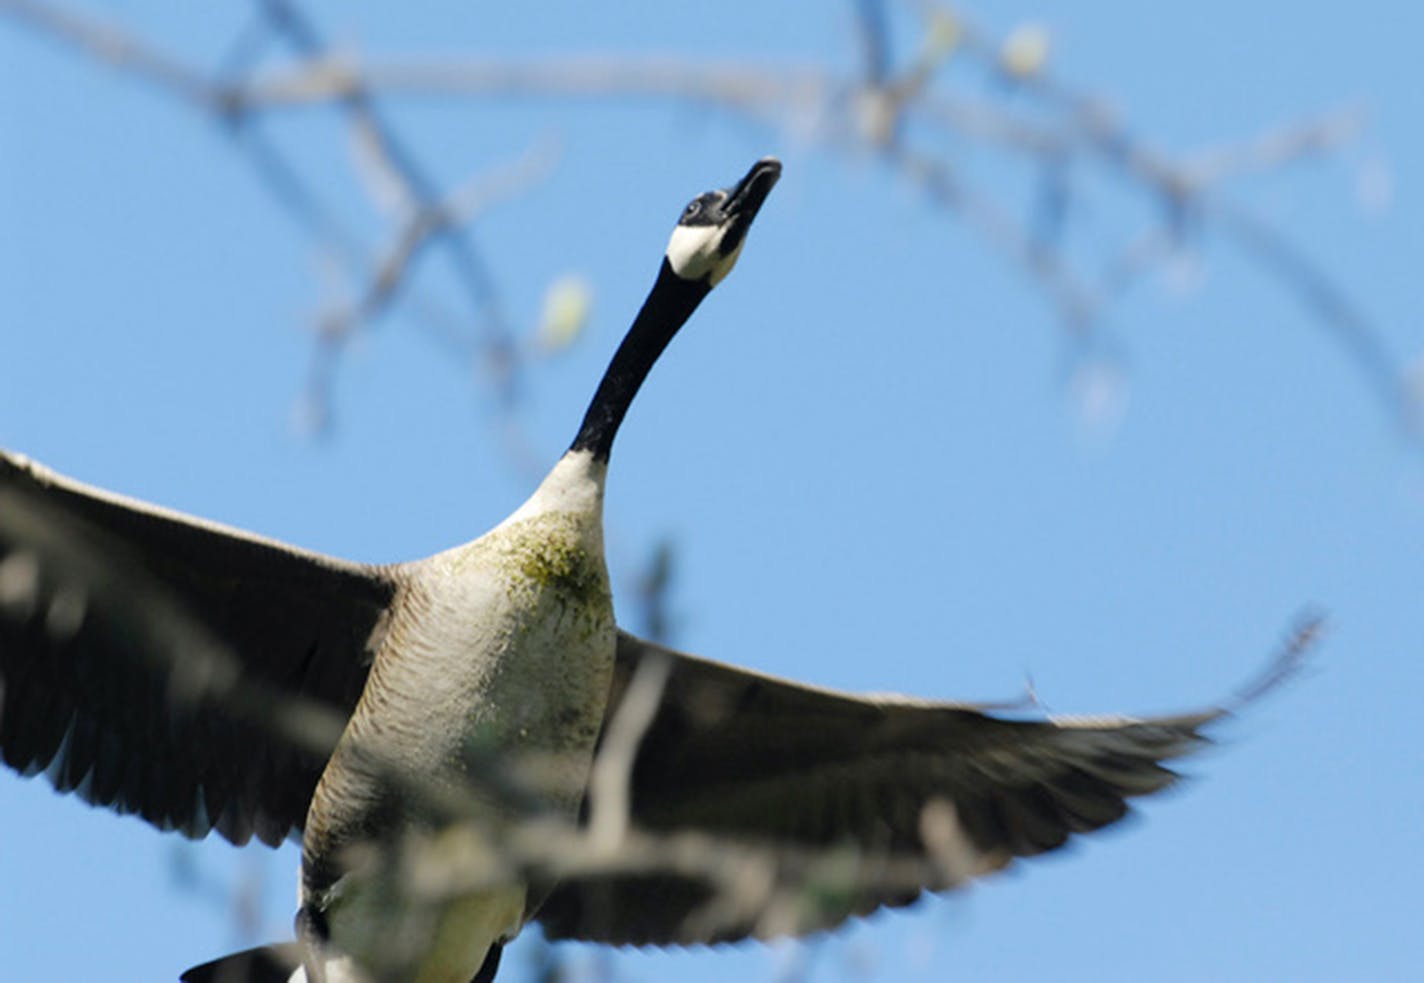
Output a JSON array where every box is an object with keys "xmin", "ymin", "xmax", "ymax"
[
  {"xmin": 536, "ymin": 630, "xmax": 1222, "ymax": 946},
  {"xmin": 0, "ymin": 451, "xmax": 397, "ymax": 846}
]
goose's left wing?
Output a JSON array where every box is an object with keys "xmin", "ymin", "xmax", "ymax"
[
  {"xmin": 536, "ymin": 630, "xmax": 1233, "ymax": 947},
  {"xmin": 0, "ymin": 451, "xmax": 397, "ymax": 847}
]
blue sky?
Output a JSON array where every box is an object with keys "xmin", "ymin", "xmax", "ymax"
[{"xmin": 1, "ymin": 2, "xmax": 1421, "ymax": 981}]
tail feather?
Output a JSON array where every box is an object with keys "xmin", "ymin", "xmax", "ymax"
[{"xmin": 180, "ymin": 944, "xmax": 304, "ymax": 983}]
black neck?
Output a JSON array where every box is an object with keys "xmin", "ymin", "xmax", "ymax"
[{"xmin": 570, "ymin": 258, "xmax": 710, "ymax": 462}]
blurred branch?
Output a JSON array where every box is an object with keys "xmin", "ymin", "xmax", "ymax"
[
  {"xmin": 0, "ymin": 0, "xmax": 540, "ymax": 450},
  {"xmin": 1209, "ymin": 199, "xmax": 1416, "ymax": 431},
  {"xmin": 243, "ymin": 45, "xmax": 1402, "ymax": 438},
  {"xmin": 256, "ymin": 0, "xmax": 516, "ymax": 387},
  {"xmin": 2, "ymin": 0, "xmax": 1405, "ymax": 446},
  {"xmin": 885, "ymin": 143, "xmax": 1097, "ymax": 333},
  {"xmin": 0, "ymin": 0, "xmax": 216, "ymax": 105},
  {"xmin": 632, "ymin": 539, "xmax": 677, "ymax": 646}
]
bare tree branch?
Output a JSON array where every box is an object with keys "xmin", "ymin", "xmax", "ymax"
[{"xmin": 2, "ymin": 0, "xmax": 1401, "ymax": 449}]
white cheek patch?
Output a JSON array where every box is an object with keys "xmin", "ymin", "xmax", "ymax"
[{"xmin": 666, "ymin": 223, "xmax": 739, "ymax": 285}]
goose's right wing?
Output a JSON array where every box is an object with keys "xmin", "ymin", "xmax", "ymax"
[
  {"xmin": 0, "ymin": 451, "xmax": 398, "ymax": 847},
  {"xmin": 536, "ymin": 628, "xmax": 1304, "ymax": 947}
]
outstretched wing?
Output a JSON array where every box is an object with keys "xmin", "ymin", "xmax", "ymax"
[
  {"xmin": 536, "ymin": 630, "xmax": 1225, "ymax": 947},
  {"xmin": 0, "ymin": 451, "xmax": 397, "ymax": 846}
]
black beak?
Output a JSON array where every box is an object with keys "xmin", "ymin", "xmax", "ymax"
[{"xmin": 720, "ymin": 157, "xmax": 782, "ymax": 253}]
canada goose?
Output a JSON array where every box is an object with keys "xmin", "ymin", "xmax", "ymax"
[{"xmin": 0, "ymin": 157, "xmax": 1301, "ymax": 983}]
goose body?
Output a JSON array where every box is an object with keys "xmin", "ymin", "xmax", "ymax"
[
  {"xmin": 301, "ymin": 452, "xmax": 614, "ymax": 982},
  {"xmin": 0, "ymin": 158, "xmax": 1301, "ymax": 982}
]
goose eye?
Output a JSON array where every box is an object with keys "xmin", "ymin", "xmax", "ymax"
[{"xmin": 683, "ymin": 201, "xmax": 700, "ymax": 219}]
